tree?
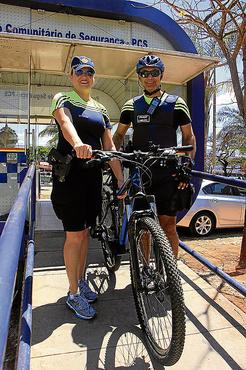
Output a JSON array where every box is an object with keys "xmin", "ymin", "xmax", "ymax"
[
  {"xmin": 36, "ymin": 146, "xmax": 51, "ymax": 161},
  {"xmin": 157, "ymin": 0, "xmax": 246, "ymax": 268},
  {"xmin": 159, "ymin": 0, "xmax": 245, "ymax": 121},
  {"xmin": 216, "ymin": 106, "xmax": 246, "ymax": 175},
  {"xmin": 39, "ymin": 123, "xmax": 58, "ymax": 147}
]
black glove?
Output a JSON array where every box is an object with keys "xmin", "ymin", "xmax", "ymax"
[{"xmin": 173, "ymin": 158, "xmax": 194, "ymax": 184}]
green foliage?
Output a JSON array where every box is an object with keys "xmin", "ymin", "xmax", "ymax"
[
  {"xmin": 39, "ymin": 123, "xmax": 58, "ymax": 147},
  {"xmin": 36, "ymin": 146, "xmax": 51, "ymax": 161},
  {"xmin": 213, "ymin": 107, "xmax": 246, "ymax": 175}
]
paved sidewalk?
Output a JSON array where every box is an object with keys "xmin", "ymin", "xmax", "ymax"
[{"xmin": 31, "ymin": 231, "xmax": 246, "ymax": 370}]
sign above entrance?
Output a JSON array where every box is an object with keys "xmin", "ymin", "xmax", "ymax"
[{"xmin": 0, "ymin": 4, "xmax": 174, "ymax": 50}]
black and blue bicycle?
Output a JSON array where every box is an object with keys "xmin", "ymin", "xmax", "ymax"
[{"xmin": 89, "ymin": 145, "xmax": 193, "ymax": 366}]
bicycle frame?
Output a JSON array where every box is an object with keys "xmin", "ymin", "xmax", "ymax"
[
  {"xmin": 91, "ymin": 145, "xmax": 193, "ymax": 251},
  {"xmin": 116, "ymin": 167, "xmax": 158, "ymax": 251}
]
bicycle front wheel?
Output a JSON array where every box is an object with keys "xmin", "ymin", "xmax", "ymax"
[{"xmin": 128, "ymin": 216, "xmax": 185, "ymax": 366}]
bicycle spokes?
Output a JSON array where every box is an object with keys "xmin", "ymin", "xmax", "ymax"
[{"xmin": 129, "ymin": 217, "xmax": 185, "ymax": 365}]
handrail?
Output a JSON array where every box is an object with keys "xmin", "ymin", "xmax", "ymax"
[
  {"xmin": 191, "ymin": 170, "xmax": 246, "ymax": 189},
  {"xmin": 0, "ymin": 164, "xmax": 35, "ymax": 369},
  {"xmin": 16, "ymin": 240, "xmax": 35, "ymax": 370},
  {"xmin": 181, "ymin": 171, "xmax": 246, "ymax": 298},
  {"xmin": 179, "ymin": 241, "xmax": 246, "ymax": 297}
]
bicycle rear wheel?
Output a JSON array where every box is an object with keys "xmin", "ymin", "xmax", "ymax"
[
  {"xmin": 100, "ymin": 189, "xmax": 121, "ymax": 272},
  {"xmin": 128, "ymin": 216, "xmax": 185, "ymax": 365}
]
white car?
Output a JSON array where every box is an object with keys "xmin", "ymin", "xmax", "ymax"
[{"xmin": 177, "ymin": 180, "xmax": 246, "ymax": 236}]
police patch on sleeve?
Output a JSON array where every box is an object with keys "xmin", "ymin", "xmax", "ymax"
[{"xmin": 136, "ymin": 115, "xmax": 150, "ymax": 123}]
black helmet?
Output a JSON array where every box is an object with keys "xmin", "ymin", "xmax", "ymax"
[{"xmin": 136, "ymin": 55, "xmax": 164, "ymax": 73}]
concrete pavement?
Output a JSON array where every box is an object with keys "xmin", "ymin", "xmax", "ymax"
[{"xmin": 31, "ymin": 231, "xmax": 246, "ymax": 370}]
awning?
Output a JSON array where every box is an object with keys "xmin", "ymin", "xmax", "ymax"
[{"xmin": 0, "ymin": 33, "xmax": 219, "ymax": 84}]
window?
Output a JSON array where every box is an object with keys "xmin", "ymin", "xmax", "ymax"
[
  {"xmin": 203, "ymin": 183, "xmax": 225, "ymax": 195},
  {"xmin": 203, "ymin": 183, "xmax": 242, "ymax": 196}
]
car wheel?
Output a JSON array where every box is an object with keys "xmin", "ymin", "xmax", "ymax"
[{"xmin": 189, "ymin": 212, "xmax": 215, "ymax": 237}]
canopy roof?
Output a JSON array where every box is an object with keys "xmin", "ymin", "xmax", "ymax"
[{"xmin": 0, "ymin": 34, "xmax": 219, "ymax": 85}]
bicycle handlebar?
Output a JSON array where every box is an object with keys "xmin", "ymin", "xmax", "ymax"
[
  {"xmin": 80, "ymin": 145, "xmax": 194, "ymax": 170},
  {"xmin": 90, "ymin": 145, "xmax": 193, "ymax": 162}
]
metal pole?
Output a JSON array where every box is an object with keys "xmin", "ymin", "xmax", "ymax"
[
  {"xmin": 27, "ymin": 55, "xmax": 31, "ymax": 162},
  {"xmin": 16, "ymin": 240, "xmax": 35, "ymax": 370},
  {"xmin": 212, "ymin": 68, "xmax": 216, "ymax": 171},
  {"xmin": 191, "ymin": 170, "xmax": 246, "ymax": 189},
  {"xmin": 0, "ymin": 164, "xmax": 35, "ymax": 368},
  {"xmin": 179, "ymin": 240, "xmax": 246, "ymax": 297}
]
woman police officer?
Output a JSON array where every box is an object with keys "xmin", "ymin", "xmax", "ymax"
[{"xmin": 51, "ymin": 56, "xmax": 124, "ymax": 319}]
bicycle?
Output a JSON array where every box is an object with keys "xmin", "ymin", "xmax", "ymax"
[{"xmin": 89, "ymin": 145, "xmax": 193, "ymax": 365}]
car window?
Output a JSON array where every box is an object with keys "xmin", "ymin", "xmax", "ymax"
[
  {"xmin": 203, "ymin": 183, "xmax": 225, "ymax": 195},
  {"xmin": 203, "ymin": 183, "xmax": 243, "ymax": 196}
]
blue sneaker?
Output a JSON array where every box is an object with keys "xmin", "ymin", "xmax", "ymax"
[
  {"xmin": 79, "ymin": 280, "xmax": 98, "ymax": 303},
  {"xmin": 66, "ymin": 294, "xmax": 96, "ymax": 319}
]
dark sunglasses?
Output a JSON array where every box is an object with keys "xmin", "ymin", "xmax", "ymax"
[
  {"xmin": 73, "ymin": 69, "xmax": 95, "ymax": 77},
  {"xmin": 138, "ymin": 69, "xmax": 161, "ymax": 78}
]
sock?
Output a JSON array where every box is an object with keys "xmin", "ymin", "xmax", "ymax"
[{"xmin": 69, "ymin": 292, "xmax": 78, "ymax": 300}]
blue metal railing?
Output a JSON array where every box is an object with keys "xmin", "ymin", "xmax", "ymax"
[
  {"xmin": 0, "ymin": 164, "xmax": 36, "ymax": 369},
  {"xmin": 16, "ymin": 240, "xmax": 35, "ymax": 370},
  {"xmin": 180, "ymin": 170, "xmax": 246, "ymax": 297},
  {"xmin": 179, "ymin": 240, "xmax": 246, "ymax": 297},
  {"xmin": 191, "ymin": 170, "xmax": 246, "ymax": 189}
]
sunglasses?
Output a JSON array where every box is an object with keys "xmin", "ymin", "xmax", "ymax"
[
  {"xmin": 72, "ymin": 69, "xmax": 95, "ymax": 77},
  {"xmin": 138, "ymin": 69, "xmax": 161, "ymax": 78}
]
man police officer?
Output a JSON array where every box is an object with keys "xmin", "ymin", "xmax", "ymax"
[{"xmin": 113, "ymin": 55, "xmax": 196, "ymax": 258}]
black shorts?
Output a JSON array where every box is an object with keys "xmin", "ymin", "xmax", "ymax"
[
  {"xmin": 51, "ymin": 163, "xmax": 102, "ymax": 231},
  {"xmin": 145, "ymin": 167, "xmax": 180, "ymax": 217}
]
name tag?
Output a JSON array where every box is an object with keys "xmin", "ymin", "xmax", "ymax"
[{"xmin": 137, "ymin": 115, "xmax": 150, "ymax": 123}]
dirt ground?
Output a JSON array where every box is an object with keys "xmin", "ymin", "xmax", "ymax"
[{"xmin": 178, "ymin": 227, "xmax": 246, "ymax": 313}]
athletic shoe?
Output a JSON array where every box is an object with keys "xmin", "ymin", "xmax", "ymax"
[
  {"xmin": 66, "ymin": 293, "xmax": 96, "ymax": 319},
  {"xmin": 79, "ymin": 279, "xmax": 98, "ymax": 303}
]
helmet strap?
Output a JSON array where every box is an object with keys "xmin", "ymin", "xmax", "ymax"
[{"xmin": 144, "ymin": 86, "xmax": 161, "ymax": 96}]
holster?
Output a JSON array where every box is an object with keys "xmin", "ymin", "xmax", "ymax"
[
  {"xmin": 170, "ymin": 183, "xmax": 195, "ymax": 212},
  {"xmin": 48, "ymin": 148, "xmax": 73, "ymax": 182}
]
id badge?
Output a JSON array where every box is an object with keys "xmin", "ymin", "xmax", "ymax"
[{"xmin": 137, "ymin": 114, "xmax": 150, "ymax": 123}]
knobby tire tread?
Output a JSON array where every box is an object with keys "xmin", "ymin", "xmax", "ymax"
[{"xmin": 128, "ymin": 216, "xmax": 186, "ymax": 366}]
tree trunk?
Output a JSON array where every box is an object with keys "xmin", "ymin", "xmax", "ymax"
[
  {"xmin": 243, "ymin": 37, "xmax": 246, "ymax": 122},
  {"xmin": 227, "ymin": 57, "xmax": 245, "ymax": 121},
  {"xmin": 236, "ymin": 209, "xmax": 246, "ymax": 270},
  {"xmin": 219, "ymin": 159, "xmax": 228, "ymax": 176}
]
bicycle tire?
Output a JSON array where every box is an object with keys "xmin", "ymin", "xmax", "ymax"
[
  {"xmin": 104, "ymin": 325, "xmax": 164, "ymax": 370},
  {"xmin": 128, "ymin": 216, "xmax": 186, "ymax": 365},
  {"xmin": 100, "ymin": 189, "xmax": 121, "ymax": 272}
]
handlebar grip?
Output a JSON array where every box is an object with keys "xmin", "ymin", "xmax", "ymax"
[
  {"xmin": 174, "ymin": 145, "xmax": 193, "ymax": 152},
  {"xmin": 83, "ymin": 158, "xmax": 102, "ymax": 168},
  {"xmin": 83, "ymin": 156, "xmax": 111, "ymax": 168}
]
